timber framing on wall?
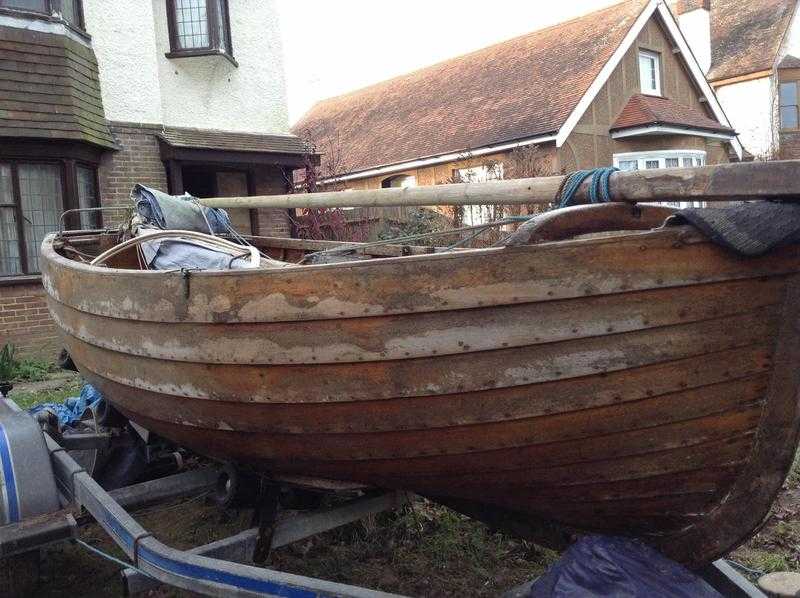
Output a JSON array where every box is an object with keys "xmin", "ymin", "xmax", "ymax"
[{"xmin": 557, "ymin": 0, "xmax": 742, "ymax": 159}]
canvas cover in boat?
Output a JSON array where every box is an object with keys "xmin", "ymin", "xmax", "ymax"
[
  {"xmin": 132, "ymin": 184, "xmax": 231, "ymax": 234},
  {"xmin": 138, "ymin": 234, "xmax": 257, "ymax": 270},
  {"xmin": 670, "ymin": 201, "xmax": 800, "ymax": 256}
]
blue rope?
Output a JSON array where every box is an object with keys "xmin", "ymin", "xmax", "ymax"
[{"xmin": 557, "ymin": 167, "xmax": 619, "ymax": 208}]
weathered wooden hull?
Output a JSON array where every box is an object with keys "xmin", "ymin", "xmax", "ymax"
[{"xmin": 40, "ymin": 227, "xmax": 800, "ymax": 566}]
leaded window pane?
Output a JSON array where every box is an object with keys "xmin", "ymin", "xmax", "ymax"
[
  {"xmin": 0, "ymin": 163, "xmax": 21, "ymax": 276},
  {"xmin": 0, "ymin": 0, "xmax": 48, "ymax": 12},
  {"xmin": 0, "ymin": 208, "xmax": 20, "ymax": 276},
  {"xmin": 175, "ymin": 0, "xmax": 210, "ymax": 49},
  {"xmin": 76, "ymin": 165, "xmax": 98, "ymax": 229},
  {"xmin": 18, "ymin": 163, "xmax": 62, "ymax": 273}
]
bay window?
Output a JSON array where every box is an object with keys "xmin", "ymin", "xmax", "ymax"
[
  {"xmin": 613, "ymin": 150, "xmax": 705, "ymax": 171},
  {"xmin": 0, "ymin": 160, "xmax": 99, "ymax": 277},
  {"xmin": 166, "ymin": 0, "xmax": 234, "ymax": 62},
  {"xmin": 613, "ymin": 150, "xmax": 706, "ymax": 208},
  {"xmin": 0, "ymin": 0, "xmax": 85, "ymax": 30}
]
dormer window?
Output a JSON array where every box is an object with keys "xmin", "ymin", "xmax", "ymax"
[
  {"xmin": 165, "ymin": 0, "xmax": 235, "ymax": 64},
  {"xmin": 638, "ymin": 50, "xmax": 661, "ymax": 96}
]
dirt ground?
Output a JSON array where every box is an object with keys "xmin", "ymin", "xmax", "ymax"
[{"xmin": 6, "ymin": 372, "xmax": 800, "ymax": 597}]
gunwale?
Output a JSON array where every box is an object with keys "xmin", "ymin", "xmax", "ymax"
[{"xmin": 42, "ymin": 228, "xmax": 800, "ymax": 324}]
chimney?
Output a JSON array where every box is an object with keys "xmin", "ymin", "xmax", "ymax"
[{"xmin": 675, "ymin": 0, "xmax": 711, "ymax": 74}]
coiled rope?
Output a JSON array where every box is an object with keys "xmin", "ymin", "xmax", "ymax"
[{"xmin": 556, "ymin": 167, "xmax": 619, "ymax": 208}]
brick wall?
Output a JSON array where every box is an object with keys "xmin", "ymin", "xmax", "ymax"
[
  {"xmin": 98, "ymin": 121, "xmax": 169, "ymax": 223},
  {"xmin": 780, "ymin": 132, "xmax": 800, "ymax": 159},
  {"xmin": 253, "ymin": 167, "xmax": 293, "ymax": 237},
  {"xmin": 0, "ymin": 282, "xmax": 60, "ymax": 360}
]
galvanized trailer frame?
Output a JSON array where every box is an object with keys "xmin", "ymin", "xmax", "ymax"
[
  {"xmin": 0, "ymin": 393, "xmax": 769, "ymax": 598},
  {"xmin": 0, "ymin": 396, "xmax": 409, "ymax": 597}
]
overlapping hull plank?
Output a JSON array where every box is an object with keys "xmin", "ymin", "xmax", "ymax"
[{"xmin": 40, "ymin": 225, "xmax": 800, "ymax": 567}]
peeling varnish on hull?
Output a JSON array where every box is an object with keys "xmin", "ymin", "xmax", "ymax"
[{"xmin": 38, "ymin": 229, "xmax": 800, "ymax": 567}]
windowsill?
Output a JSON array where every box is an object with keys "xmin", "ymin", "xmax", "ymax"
[
  {"xmin": 640, "ymin": 91, "xmax": 664, "ymax": 98},
  {"xmin": 0, "ymin": 274, "xmax": 42, "ymax": 287},
  {"xmin": 165, "ymin": 49, "xmax": 238, "ymax": 67},
  {"xmin": 0, "ymin": 7, "xmax": 90, "ymax": 41}
]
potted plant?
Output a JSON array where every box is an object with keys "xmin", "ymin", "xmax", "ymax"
[{"xmin": 0, "ymin": 343, "xmax": 16, "ymax": 397}]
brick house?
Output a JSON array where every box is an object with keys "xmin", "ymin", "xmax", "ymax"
[
  {"xmin": 675, "ymin": 0, "xmax": 800, "ymax": 159},
  {"xmin": 0, "ymin": 0, "xmax": 309, "ymax": 357},
  {"xmin": 294, "ymin": 0, "xmax": 741, "ymax": 214}
]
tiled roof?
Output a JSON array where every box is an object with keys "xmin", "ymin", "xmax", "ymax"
[
  {"xmin": 707, "ymin": 0, "xmax": 797, "ymax": 82},
  {"xmin": 611, "ymin": 94, "xmax": 734, "ymax": 133},
  {"xmin": 293, "ymin": 0, "xmax": 649, "ymax": 175},
  {"xmin": 778, "ymin": 54, "xmax": 800, "ymax": 69},
  {"xmin": 0, "ymin": 26, "xmax": 115, "ymax": 149},
  {"xmin": 158, "ymin": 127, "xmax": 310, "ymax": 155}
]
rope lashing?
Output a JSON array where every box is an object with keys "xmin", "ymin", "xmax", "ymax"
[{"xmin": 556, "ymin": 167, "xmax": 619, "ymax": 209}]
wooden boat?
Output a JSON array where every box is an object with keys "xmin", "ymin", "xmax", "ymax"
[{"xmin": 39, "ymin": 164, "xmax": 800, "ymax": 568}]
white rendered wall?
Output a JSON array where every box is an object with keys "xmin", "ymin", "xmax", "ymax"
[
  {"xmin": 84, "ymin": 1, "xmax": 163, "ymax": 124},
  {"xmin": 781, "ymin": 2, "xmax": 800, "ymax": 58},
  {"xmin": 151, "ymin": 0, "xmax": 291, "ymax": 134},
  {"xmin": 715, "ymin": 77, "xmax": 775, "ymax": 159},
  {"xmin": 678, "ymin": 8, "xmax": 711, "ymax": 74}
]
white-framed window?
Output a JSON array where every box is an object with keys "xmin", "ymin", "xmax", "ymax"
[
  {"xmin": 613, "ymin": 150, "xmax": 706, "ymax": 208},
  {"xmin": 613, "ymin": 150, "xmax": 705, "ymax": 171},
  {"xmin": 638, "ymin": 49, "xmax": 661, "ymax": 96},
  {"xmin": 454, "ymin": 163, "xmax": 504, "ymax": 225}
]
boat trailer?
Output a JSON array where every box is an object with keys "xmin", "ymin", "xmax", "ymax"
[
  {"xmin": 0, "ymin": 394, "xmax": 410, "ymax": 597},
  {"xmin": 0, "ymin": 392, "xmax": 769, "ymax": 597}
]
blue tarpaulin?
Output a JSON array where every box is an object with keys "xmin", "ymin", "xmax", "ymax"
[
  {"xmin": 522, "ymin": 536, "xmax": 722, "ymax": 598},
  {"xmin": 29, "ymin": 384, "xmax": 104, "ymax": 427}
]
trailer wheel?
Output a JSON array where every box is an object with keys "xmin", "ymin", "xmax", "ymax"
[{"xmin": 0, "ymin": 551, "xmax": 41, "ymax": 598}]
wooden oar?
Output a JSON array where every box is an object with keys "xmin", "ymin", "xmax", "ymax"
[{"xmin": 198, "ymin": 160, "xmax": 800, "ymax": 210}]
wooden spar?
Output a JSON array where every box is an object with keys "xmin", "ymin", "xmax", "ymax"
[{"xmin": 197, "ymin": 159, "xmax": 800, "ymax": 210}]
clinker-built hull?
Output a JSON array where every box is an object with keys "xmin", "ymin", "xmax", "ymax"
[{"xmin": 40, "ymin": 224, "xmax": 800, "ymax": 567}]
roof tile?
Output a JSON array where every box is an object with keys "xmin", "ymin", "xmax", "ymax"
[
  {"xmin": 707, "ymin": 0, "xmax": 796, "ymax": 81},
  {"xmin": 293, "ymin": 0, "xmax": 649, "ymax": 174},
  {"xmin": 159, "ymin": 127, "xmax": 309, "ymax": 155},
  {"xmin": 611, "ymin": 93, "xmax": 734, "ymax": 132}
]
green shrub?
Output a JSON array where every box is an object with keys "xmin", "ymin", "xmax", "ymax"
[
  {"xmin": 0, "ymin": 344, "xmax": 56, "ymax": 382},
  {"xmin": 0, "ymin": 343, "xmax": 16, "ymax": 381}
]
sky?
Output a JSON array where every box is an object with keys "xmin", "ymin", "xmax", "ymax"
[{"xmin": 277, "ymin": 0, "xmax": 622, "ymax": 125}]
